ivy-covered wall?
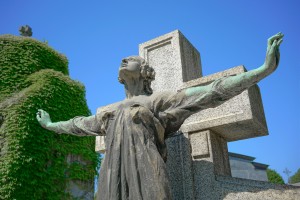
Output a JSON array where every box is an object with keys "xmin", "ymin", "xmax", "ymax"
[{"xmin": 0, "ymin": 35, "xmax": 99, "ymax": 199}]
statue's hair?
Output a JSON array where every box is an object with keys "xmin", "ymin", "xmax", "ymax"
[{"xmin": 118, "ymin": 56, "xmax": 155, "ymax": 95}]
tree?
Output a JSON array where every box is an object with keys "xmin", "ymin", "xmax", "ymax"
[
  {"xmin": 267, "ymin": 169, "xmax": 285, "ymax": 184},
  {"xmin": 290, "ymin": 168, "xmax": 300, "ymax": 184}
]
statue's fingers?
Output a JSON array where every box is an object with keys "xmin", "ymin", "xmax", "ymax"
[
  {"xmin": 38, "ymin": 109, "xmax": 43, "ymax": 116},
  {"xmin": 268, "ymin": 33, "xmax": 282, "ymax": 45},
  {"xmin": 277, "ymin": 39, "xmax": 283, "ymax": 46},
  {"xmin": 44, "ymin": 111, "xmax": 50, "ymax": 117},
  {"xmin": 40, "ymin": 110, "xmax": 46, "ymax": 117},
  {"xmin": 269, "ymin": 39, "xmax": 277, "ymax": 53},
  {"xmin": 268, "ymin": 36, "xmax": 280, "ymax": 44},
  {"xmin": 36, "ymin": 111, "xmax": 41, "ymax": 118},
  {"xmin": 42, "ymin": 110, "xmax": 47, "ymax": 114},
  {"xmin": 277, "ymin": 34, "xmax": 284, "ymax": 43}
]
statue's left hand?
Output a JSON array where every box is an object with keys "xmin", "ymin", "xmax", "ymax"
[
  {"xmin": 36, "ymin": 109, "xmax": 52, "ymax": 129},
  {"xmin": 264, "ymin": 32, "xmax": 284, "ymax": 74}
]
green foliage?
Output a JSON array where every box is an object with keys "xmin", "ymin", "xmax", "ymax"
[
  {"xmin": 0, "ymin": 35, "xmax": 68, "ymax": 102},
  {"xmin": 267, "ymin": 169, "xmax": 285, "ymax": 184},
  {"xmin": 290, "ymin": 168, "xmax": 300, "ymax": 184},
  {"xmin": 0, "ymin": 35, "xmax": 99, "ymax": 199}
]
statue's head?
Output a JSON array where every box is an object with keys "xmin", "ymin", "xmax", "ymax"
[{"xmin": 118, "ymin": 56, "xmax": 155, "ymax": 95}]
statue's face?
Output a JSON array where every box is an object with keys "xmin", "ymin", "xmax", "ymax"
[{"xmin": 118, "ymin": 58, "xmax": 141, "ymax": 82}]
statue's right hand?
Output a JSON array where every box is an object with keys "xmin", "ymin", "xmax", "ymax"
[{"xmin": 36, "ymin": 109, "xmax": 52, "ymax": 128}]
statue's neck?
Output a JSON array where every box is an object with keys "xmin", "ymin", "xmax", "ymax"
[{"xmin": 124, "ymin": 79, "xmax": 144, "ymax": 99}]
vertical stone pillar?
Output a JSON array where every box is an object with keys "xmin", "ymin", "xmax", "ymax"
[
  {"xmin": 139, "ymin": 30, "xmax": 202, "ymax": 199},
  {"xmin": 189, "ymin": 130, "xmax": 230, "ymax": 199},
  {"xmin": 165, "ymin": 133, "xmax": 194, "ymax": 200}
]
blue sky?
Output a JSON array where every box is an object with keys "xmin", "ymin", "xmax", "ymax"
[{"xmin": 1, "ymin": 0, "xmax": 299, "ymax": 182}]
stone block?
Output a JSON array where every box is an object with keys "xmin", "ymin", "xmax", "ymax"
[
  {"xmin": 189, "ymin": 130, "xmax": 231, "ymax": 176},
  {"xmin": 180, "ymin": 66, "xmax": 268, "ymax": 141},
  {"xmin": 139, "ymin": 31, "xmax": 203, "ymax": 200},
  {"xmin": 191, "ymin": 130, "xmax": 231, "ymax": 200},
  {"xmin": 189, "ymin": 131, "xmax": 209, "ymax": 159},
  {"xmin": 139, "ymin": 30, "xmax": 202, "ymax": 92}
]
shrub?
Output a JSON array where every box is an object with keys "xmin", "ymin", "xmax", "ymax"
[{"xmin": 0, "ymin": 35, "xmax": 99, "ymax": 199}]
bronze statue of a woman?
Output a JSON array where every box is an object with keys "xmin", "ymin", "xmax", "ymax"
[{"xmin": 37, "ymin": 33, "xmax": 283, "ymax": 200}]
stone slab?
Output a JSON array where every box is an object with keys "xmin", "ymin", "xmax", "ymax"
[{"xmin": 180, "ymin": 66, "xmax": 268, "ymax": 142}]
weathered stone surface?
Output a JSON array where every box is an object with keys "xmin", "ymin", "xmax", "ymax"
[
  {"xmin": 165, "ymin": 133, "xmax": 194, "ymax": 200},
  {"xmin": 138, "ymin": 30, "xmax": 203, "ymax": 199},
  {"xmin": 181, "ymin": 66, "xmax": 268, "ymax": 141},
  {"xmin": 191, "ymin": 130, "xmax": 231, "ymax": 199},
  {"xmin": 190, "ymin": 130, "xmax": 231, "ymax": 176},
  {"xmin": 217, "ymin": 176, "xmax": 300, "ymax": 200},
  {"xmin": 139, "ymin": 30, "xmax": 202, "ymax": 92}
]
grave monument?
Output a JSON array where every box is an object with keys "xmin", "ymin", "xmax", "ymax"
[{"xmin": 37, "ymin": 30, "xmax": 300, "ymax": 199}]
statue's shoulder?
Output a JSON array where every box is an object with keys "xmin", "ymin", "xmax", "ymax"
[{"xmin": 96, "ymin": 101, "xmax": 121, "ymax": 115}]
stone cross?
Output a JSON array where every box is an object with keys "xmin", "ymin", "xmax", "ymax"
[
  {"xmin": 96, "ymin": 30, "xmax": 299, "ymax": 199},
  {"xmin": 138, "ymin": 30, "xmax": 268, "ymax": 199}
]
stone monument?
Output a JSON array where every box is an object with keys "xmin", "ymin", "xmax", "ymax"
[
  {"xmin": 37, "ymin": 30, "xmax": 300, "ymax": 199},
  {"xmin": 138, "ymin": 30, "xmax": 268, "ymax": 199},
  {"xmin": 139, "ymin": 30, "xmax": 299, "ymax": 200}
]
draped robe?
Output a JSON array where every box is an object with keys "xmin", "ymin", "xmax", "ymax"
[{"xmin": 59, "ymin": 79, "xmax": 233, "ymax": 200}]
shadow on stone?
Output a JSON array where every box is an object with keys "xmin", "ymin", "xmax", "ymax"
[{"xmin": 166, "ymin": 134, "xmax": 300, "ymax": 200}]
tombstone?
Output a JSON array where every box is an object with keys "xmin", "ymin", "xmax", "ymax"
[{"xmin": 96, "ymin": 30, "xmax": 300, "ymax": 199}]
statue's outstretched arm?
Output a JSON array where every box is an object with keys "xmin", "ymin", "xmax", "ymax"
[
  {"xmin": 185, "ymin": 33, "xmax": 283, "ymax": 101},
  {"xmin": 36, "ymin": 109, "xmax": 101, "ymax": 136}
]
